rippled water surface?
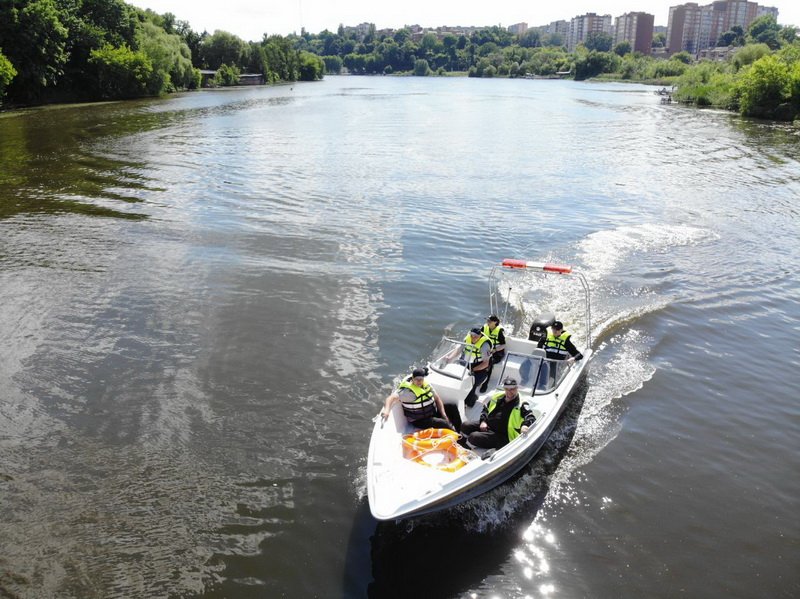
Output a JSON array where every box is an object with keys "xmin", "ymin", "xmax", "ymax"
[{"xmin": 1, "ymin": 77, "xmax": 798, "ymax": 598}]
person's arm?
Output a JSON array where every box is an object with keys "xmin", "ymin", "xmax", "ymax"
[
  {"xmin": 381, "ymin": 391, "xmax": 399, "ymax": 420},
  {"xmin": 564, "ymin": 336, "xmax": 583, "ymax": 363},
  {"xmin": 494, "ymin": 330, "xmax": 506, "ymax": 353},
  {"xmin": 520, "ymin": 403, "xmax": 536, "ymax": 433},
  {"xmin": 537, "ymin": 336, "xmax": 546, "ymax": 349}
]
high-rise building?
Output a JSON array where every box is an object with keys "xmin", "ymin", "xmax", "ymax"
[
  {"xmin": 508, "ymin": 22, "xmax": 528, "ymax": 36},
  {"xmin": 614, "ymin": 12, "xmax": 655, "ymax": 54},
  {"xmin": 567, "ymin": 13, "xmax": 613, "ymax": 51},
  {"xmin": 667, "ymin": 1, "xmax": 779, "ymax": 55}
]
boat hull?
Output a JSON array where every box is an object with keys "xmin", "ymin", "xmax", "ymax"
[{"xmin": 367, "ymin": 349, "xmax": 590, "ymax": 521}]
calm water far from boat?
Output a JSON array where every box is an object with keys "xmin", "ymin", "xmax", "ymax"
[{"xmin": 1, "ymin": 76, "xmax": 798, "ymax": 598}]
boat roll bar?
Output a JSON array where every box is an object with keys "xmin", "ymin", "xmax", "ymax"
[
  {"xmin": 501, "ymin": 259, "xmax": 573, "ymax": 274},
  {"xmin": 491, "ymin": 258, "xmax": 592, "ymax": 349}
]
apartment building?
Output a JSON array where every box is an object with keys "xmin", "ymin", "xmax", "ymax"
[
  {"xmin": 567, "ymin": 13, "xmax": 613, "ymax": 51},
  {"xmin": 508, "ymin": 22, "xmax": 528, "ymax": 36},
  {"xmin": 614, "ymin": 12, "xmax": 655, "ymax": 54},
  {"xmin": 667, "ymin": 1, "xmax": 779, "ymax": 55}
]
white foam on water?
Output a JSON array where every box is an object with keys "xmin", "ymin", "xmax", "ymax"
[{"xmin": 578, "ymin": 223, "xmax": 718, "ymax": 279}]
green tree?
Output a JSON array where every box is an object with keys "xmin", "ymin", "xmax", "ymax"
[
  {"xmin": 747, "ymin": 15, "xmax": 782, "ymax": 50},
  {"xmin": 0, "ymin": 0, "xmax": 68, "ymax": 103},
  {"xmin": 201, "ymin": 30, "xmax": 247, "ymax": 70},
  {"xmin": 779, "ymin": 26, "xmax": 797, "ymax": 45},
  {"xmin": 413, "ymin": 58, "xmax": 431, "ymax": 76},
  {"xmin": 322, "ymin": 55, "xmax": 342, "ymax": 74},
  {"xmin": 652, "ymin": 32, "xmax": 666, "ymax": 48},
  {"xmin": 298, "ymin": 50, "xmax": 323, "ymax": 80},
  {"xmin": 136, "ymin": 20, "xmax": 195, "ymax": 91},
  {"xmin": 0, "ymin": 49, "xmax": 17, "ymax": 100},
  {"xmin": 213, "ymin": 63, "xmax": 240, "ymax": 86},
  {"xmin": 584, "ymin": 31, "xmax": 613, "ymax": 52},
  {"xmin": 519, "ymin": 29, "xmax": 541, "ymax": 48},
  {"xmin": 614, "ymin": 41, "xmax": 632, "ymax": 56},
  {"xmin": 718, "ymin": 25, "xmax": 745, "ymax": 47},
  {"xmin": 574, "ymin": 50, "xmax": 618, "ymax": 80},
  {"xmin": 671, "ymin": 51, "xmax": 693, "ymax": 64},
  {"xmin": 737, "ymin": 54, "xmax": 790, "ymax": 117},
  {"xmin": 732, "ymin": 43, "xmax": 771, "ymax": 71},
  {"xmin": 88, "ymin": 43, "xmax": 156, "ymax": 98}
]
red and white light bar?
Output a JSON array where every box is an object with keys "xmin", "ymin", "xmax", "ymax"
[{"xmin": 502, "ymin": 259, "xmax": 573, "ymax": 274}]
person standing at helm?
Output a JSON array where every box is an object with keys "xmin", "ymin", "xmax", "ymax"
[
  {"xmin": 459, "ymin": 378, "xmax": 535, "ymax": 449},
  {"xmin": 479, "ymin": 314, "xmax": 506, "ymax": 393},
  {"xmin": 381, "ymin": 368, "xmax": 454, "ymax": 431},
  {"xmin": 463, "ymin": 327, "xmax": 492, "ymax": 407},
  {"xmin": 538, "ymin": 320, "xmax": 583, "ymax": 364}
]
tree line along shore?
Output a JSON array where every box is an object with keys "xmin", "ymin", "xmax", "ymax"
[{"xmin": 1, "ymin": 1, "xmax": 798, "ymax": 122}]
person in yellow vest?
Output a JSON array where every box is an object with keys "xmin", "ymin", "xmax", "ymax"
[
  {"xmin": 479, "ymin": 314, "xmax": 506, "ymax": 393},
  {"xmin": 381, "ymin": 367, "xmax": 455, "ymax": 430},
  {"xmin": 537, "ymin": 320, "xmax": 583, "ymax": 364},
  {"xmin": 463, "ymin": 327, "xmax": 492, "ymax": 407},
  {"xmin": 459, "ymin": 378, "xmax": 535, "ymax": 449}
]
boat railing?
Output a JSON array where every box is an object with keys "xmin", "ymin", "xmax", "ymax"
[{"xmin": 489, "ymin": 259, "xmax": 591, "ymax": 351}]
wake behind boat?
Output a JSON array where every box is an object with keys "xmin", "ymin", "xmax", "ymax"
[{"xmin": 367, "ymin": 259, "xmax": 593, "ymax": 521}]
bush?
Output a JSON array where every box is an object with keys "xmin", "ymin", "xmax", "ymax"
[
  {"xmin": 732, "ymin": 43, "xmax": 771, "ymax": 71},
  {"xmin": 214, "ymin": 63, "xmax": 240, "ymax": 86},
  {"xmin": 323, "ymin": 55, "xmax": 342, "ymax": 74},
  {"xmin": 88, "ymin": 44, "xmax": 156, "ymax": 99},
  {"xmin": 412, "ymin": 59, "xmax": 430, "ymax": 76},
  {"xmin": 298, "ymin": 51, "xmax": 324, "ymax": 80},
  {"xmin": 737, "ymin": 54, "xmax": 790, "ymax": 117},
  {"xmin": 0, "ymin": 49, "xmax": 16, "ymax": 100},
  {"xmin": 648, "ymin": 58, "xmax": 689, "ymax": 78}
]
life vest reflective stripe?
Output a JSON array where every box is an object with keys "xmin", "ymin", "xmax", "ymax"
[
  {"xmin": 544, "ymin": 331, "xmax": 571, "ymax": 359},
  {"xmin": 487, "ymin": 392, "xmax": 526, "ymax": 442},
  {"xmin": 398, "ymin": 377, "xmax": 437, "ymax": 419},
  {"xmin": 463, "ymin": 333, "xmax": 490, "ymax": 364},
  {"xmin": 481, "ymin": 324, "xmax": 504, "ymax": 347}
]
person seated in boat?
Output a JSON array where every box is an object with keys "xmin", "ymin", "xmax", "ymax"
[
  {"xmin": 537, "ymin": 320, "xmax": 583, "ymax": 365},
  {"xmin": 459, "ymin": 378, "xmax": 535, "ymax": 449},
  {"xmin": 381, "ymin": 367, "xmax": 455, "ymax": 431},
  {"xmin": 479, "ymin": 315, "xmax": 506, "ymax": 393},
  {"xmin": 463, "ymin": 327, "xmax": 492, "ymax": 407}
]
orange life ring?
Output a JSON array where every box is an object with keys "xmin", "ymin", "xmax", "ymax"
[{"xmin": 402, "ymin": 428, "xmax": 472, "ymax": 472}]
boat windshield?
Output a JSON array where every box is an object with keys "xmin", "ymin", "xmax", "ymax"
[
  {"xmin": 428, "ymin": 337, "xmax": 472, "ymax": 380},
  {"xmin": 496, "ymin": 352, "xmax": 571, "ymax": 394}
]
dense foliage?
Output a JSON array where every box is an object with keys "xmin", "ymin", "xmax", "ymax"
[
  {"xmin": 674, "ymin": 19, "xmax": 800, "ymax": 120},
  {"xmin": 0, "ymin": 0, "xmax": 322, "ymax": 106},
  {"xmin": 0, "ymin": 3, "xmax": 797, "ymax": 121}
]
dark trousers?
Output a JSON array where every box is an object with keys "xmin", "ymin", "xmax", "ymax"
[
  {"xmin": 465, "ymin": 369, "xmax": 489, "ymax": 407},
  {"xmin": 480, "ymin": 351, "xmax": 505, "ymax": 392},
  {"xmin": 460, "ymin": 421, "xmax": 505, "ymax": 449}
]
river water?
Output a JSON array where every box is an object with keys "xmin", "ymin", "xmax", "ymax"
[{"xmin": 1, "ymin": 77, "xmax": 798, "ymax": 598}]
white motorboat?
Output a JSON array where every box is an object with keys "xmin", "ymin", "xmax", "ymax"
[{"xmin": 367, "ymin": 259, "xmax": 593, "ymax": 521}]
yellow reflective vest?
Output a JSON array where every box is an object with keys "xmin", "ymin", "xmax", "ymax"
[
  {"xmin": 398, "ymin": 378, "xmax": 437, "ymax": 420},
  {"xmin": 486, "ymin": 392, "xmax": 526, "ymax": 442}
]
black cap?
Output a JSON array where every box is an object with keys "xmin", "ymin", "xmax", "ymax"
[
  {"xmin": 502, "ymin": 377, "xmax": 518, "ymax": 387},
  {"xmin": 411, "ymin": 367, "xmax": 426, "ymax": 378},
  {"xmin": 487, "ymin": 314, "xmax": 499, "ymax": 323},
  {"xmin": 552, "ymin": 320, "xmax": 563, "ymax": 329},
  {"xmin": 470, "ymin": 327, "xmax": 482, "ymax": 335}
]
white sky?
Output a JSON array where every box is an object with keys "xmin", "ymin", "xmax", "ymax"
[{"xmin": 127, "ymin": 1, "xmax": 800, "ymax": 42}]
